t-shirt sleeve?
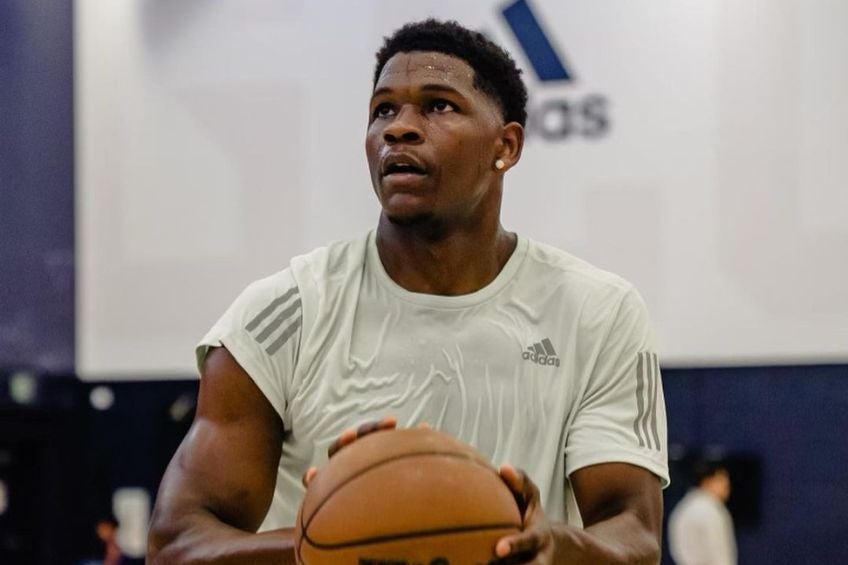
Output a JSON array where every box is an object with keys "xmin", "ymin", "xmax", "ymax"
[
  {"xmin": 196, "ymin": 269, "xmax": 302, "ymax": 429},
  {"xmin": 564, "ymin": 286, "xmax": 670, "ymax": 487}
]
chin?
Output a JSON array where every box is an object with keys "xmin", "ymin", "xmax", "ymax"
[{"xmin": 384, "ymin": 210, "xmax": 436, "ymax": 227}]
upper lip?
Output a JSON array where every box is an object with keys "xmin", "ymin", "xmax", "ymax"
[{"xmin": 381, "ymin": 153, "xmax": 428, "ymax": 176}]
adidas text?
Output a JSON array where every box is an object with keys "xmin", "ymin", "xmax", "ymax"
[{"xmin": 522, "ymin": 351, "xmax": 561, "ymax": 367}]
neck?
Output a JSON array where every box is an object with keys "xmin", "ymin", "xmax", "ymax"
[{"xmin": 375, "ymin": 213, "xmax": 516, "ymax": 296}]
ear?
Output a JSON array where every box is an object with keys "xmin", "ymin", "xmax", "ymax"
[{"xmin": 495, "ymin": 122, "xmax": 525, "ymax": 173}]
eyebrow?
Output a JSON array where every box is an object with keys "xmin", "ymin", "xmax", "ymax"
[{"xmin": 371, "ymin": 83, "xmax": 468, "ymax": 99}]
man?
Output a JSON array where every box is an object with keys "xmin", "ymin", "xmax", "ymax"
[
  {"xmin": 668, "ymin": 461, "xmax": 736, "ymax": 565},
  {"xmin": 148, "ymin": 19, "xmax": 668, "ymax": 564}
]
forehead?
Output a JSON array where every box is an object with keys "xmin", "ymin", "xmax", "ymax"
[{"xmin": 375, "ymin": 51, "xmax": 477, "ymax": 92}]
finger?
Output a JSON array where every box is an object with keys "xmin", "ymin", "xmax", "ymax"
[
  {"xmin": 356, "ymin": 420, "xmax": 384, "ymax": 439},
  {"xmin": 499, "ymin": 464, "xmax": 533, "ymax": 510},
  {"xmin": 498, "ymin": 465, "xmax": 529, "ymax": 520},
  {"xmin": 302, "ymin": 466, "xmax": 318, "ymax": 487},
  {"xmin": 327, "ymin": 427, "xmax": 357, "ymax": 457},
  {"xmin": 499, "ymin": 464, "xmax": 525, "ymax": 494},
  {"xmin": 495, "ymin": 529, "xmax": 545, "ymax": 558},
  {"xmin": 349, "ymin": 416, "xmax": 396, "ymax": 445},
  {"xmin": 328, "ymin": 417, "xmax": 397, "ymax": 458},
  {"xmin": 495, "ymin": 537, "xmax": 512, "ymax": 558},
  {"xmin": 356, "ymin": 415, "xmax": 397, "ymax": 437},
  {"xmin": 377, "ymin": 414, "xmax": 398, "ymax": 430},
  {"xmin": 500, "ymin": 465, "xmax": 545, "ymax": 520}
]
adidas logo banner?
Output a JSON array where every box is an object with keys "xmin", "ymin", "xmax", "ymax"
[{"xmin": 523, "ymin": 338, "xmax": 560, "ymax": 367}]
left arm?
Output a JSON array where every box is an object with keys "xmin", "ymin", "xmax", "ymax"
[
  {"xmin": 496, "ymin": 462, "xmax": 662, "ymax": 564},
  {"xmin": 497, "ymin": 287, "xmax": 666, "ymax": 564}
]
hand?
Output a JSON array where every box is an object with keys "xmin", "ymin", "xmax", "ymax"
[
  {"xmin": 494, "ymin": 464, "xmax": 556, "ymax": 564},
  {"xmin": 302, "ymin": 415, "xmax": 398, "ymax": 486}
]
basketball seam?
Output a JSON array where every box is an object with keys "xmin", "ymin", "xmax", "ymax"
[
  {"xmin": 302, "ymin": 522, "xmax": 519, "ymax": 551},
  {"xmin": 301, "ymin": 451, "xmax": 508, "ymax": 542}
]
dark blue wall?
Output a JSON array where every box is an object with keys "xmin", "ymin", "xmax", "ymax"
[
  {"xmin": 0, "ymin": 0, "xmax": 75, "ymax": 372},
  {"xmin": 3, "ymin": 367, "xmax": 847, "ymax": 564},
  {"xmin": 663, "ymin": 364, "xmax": 848, "ymax": 563},
  {"xmin": 0, "ymin": 375, "xmax": 85, "ymax": 564}
]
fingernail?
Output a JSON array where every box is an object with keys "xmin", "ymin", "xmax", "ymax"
[{"xmin": 495, "ymin": 540, "xmax": 510, "ymax": 557}]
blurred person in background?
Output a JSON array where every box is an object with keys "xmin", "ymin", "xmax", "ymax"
[
  {"xmin": 74, "ymin": 516, "xmax": 125, "ymax": 565},
  {"xmin": 668, "ymin": 460, "xmax": 736, "ymax": 565},
  {"xmin": 95, "ymin": 517, "xmax": 124, "ymax": 565}
]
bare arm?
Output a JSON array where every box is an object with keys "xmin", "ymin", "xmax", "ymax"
[
  {"xmin": 497, "ymin": 462, "xmax": 662, "ymax": 564},
  {"xmin": 567, "ymin": 462, "xmax": 662, "ymax": 563},
  {"xmin": 147, "ymin": 347, "xmax": 296, "ymax": 564}
]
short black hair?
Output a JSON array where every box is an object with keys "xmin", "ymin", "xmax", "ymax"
[
  {"xmin": 374, "ymin": 19, "xmax": 528, "ymax": 127},
  {"xmin": 693, "ymin": 459, "xmax": 727, "ymax": 485}
]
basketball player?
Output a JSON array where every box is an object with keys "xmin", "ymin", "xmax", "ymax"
[{"xmin": 148, "ymin": 20, "xmax": 668, "ymax": 564}]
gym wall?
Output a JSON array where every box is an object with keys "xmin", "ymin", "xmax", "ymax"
[{"xmin": 1, "ymin": 1, "xmax": 846, "ymax": 564}]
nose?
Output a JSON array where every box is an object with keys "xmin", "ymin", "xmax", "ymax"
[{"xmin": 383, "ymin": 105, "xmax": 424, "ymax": 144}]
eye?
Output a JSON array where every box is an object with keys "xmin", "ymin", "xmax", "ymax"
[
  {"xmin": 430, "ymin": 99, "xmax": 456, "ymax": 113},
  {"xmin": 372, "ymin": 103, "xmax": 395, "ymax": 119}
]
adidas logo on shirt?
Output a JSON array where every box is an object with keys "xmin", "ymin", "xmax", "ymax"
[{"xmin": 522, "ymin": 338, "xmax": 560, "ymax": 367}]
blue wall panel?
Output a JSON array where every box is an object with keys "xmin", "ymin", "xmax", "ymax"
[
  {"xmin": 663, "ymin": 365, "xmax": 848, "ymax": 563},
  {"xmin": 0, "ymin": 0, "xmax": 75, "ymax": 372}
]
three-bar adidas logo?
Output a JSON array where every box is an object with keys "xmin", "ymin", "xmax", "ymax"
[
  {"xmin": 245, "ymin": 286, "xmax": 302, "ymax": 356},
  {"xmin": 498, "ymin": 0, "xmax": 612, "ymax": 141},
  {"xmin": 633, "ymin": 352, "xmax": 662, "ymax": 451},
  {"xmin": 522, "ymin": 338, "xmax": 560, "ymax": 367},
  {"xmin": 501, "ymin": 0, "xmax": 573, "ymax": 82}
]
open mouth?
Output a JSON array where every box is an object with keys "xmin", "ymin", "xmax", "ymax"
[
  {"xmin": 384, "ymin": 163, "xmax": 426, "ymax": 175},
  {"xmin": 382, "ymin": 155, "xmax": 427, "ymax": 177}
]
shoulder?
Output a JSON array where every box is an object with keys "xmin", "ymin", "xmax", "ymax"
[
  {"xmin": 519, "ymin": 238, "xmax": 656, "ymax": 355},
  {"xmin": 207, "ymin": 233, "xmax": 368, "ymax": 332},
  {"xmin": 525, "ymin": 238, "xmax": 633, "ymax": 292},
  {"xmin": 521, "ymin": 237, "xmax": 643, "ymax": 315},
  {"xmin": 289, "ymin": 232, "xmax": 370, "ymax": 287},
  {"xmin": 217, "ymin": 268, "xmax": 300, "ymax": 330}
]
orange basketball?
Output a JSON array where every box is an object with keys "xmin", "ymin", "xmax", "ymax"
[{"xmin": 295, "ymin": 427, "xmax": 522, "ymax": 564}]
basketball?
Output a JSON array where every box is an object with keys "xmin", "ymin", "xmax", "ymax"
[{"xmin": 295, "ymin": 427, "xmax": 522, "ymax": 564}]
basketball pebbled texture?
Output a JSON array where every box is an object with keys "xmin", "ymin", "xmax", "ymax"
[{"xmin": 295, "ymin": 427, "xmax": 522, "ymax": 564}]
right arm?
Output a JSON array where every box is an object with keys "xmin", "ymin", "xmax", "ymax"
[{"xmin": 147, "ymin": 346, "xmax": 296, "ymax": 564}]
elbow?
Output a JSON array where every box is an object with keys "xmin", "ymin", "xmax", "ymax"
[
  {"xmin": 623, "ymin": 532, "xmax": 660, "ymax": 565},
  {"xmin": 603, "ymin": 522, "xmax": 660, "ymax": 565},
  {"xmin": 621, "ymin": 526, "xmax": 660, "ymax": 565},
  {"xmin": 608, "ymin": 540, "xmax": 659, "ymax": 565},
  {"xmin": 146, "ymin": 523, "xmax": 171, "ymax": 565},
  {"xmin": 640, "ymin": 538, "xmax": 661, "ymax": 565},
  {"xmin": 146, "ymin": 512, "xmax": 189, "ymax": 565},
  {"xmin": 147, "ymin": 533, "xmax": 193, "ymax": 565}
]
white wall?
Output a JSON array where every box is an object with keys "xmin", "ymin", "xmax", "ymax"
[{"xmin": 76, "ymin": 0, "xmax": 848, "ymax": 378}]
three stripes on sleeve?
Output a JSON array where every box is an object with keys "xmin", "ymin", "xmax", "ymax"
[
  {"xmin": 633, "ymin": 351, "xmax": 662, "ymax": 451},
  {"xmin": 245, "ymin": 286, "xmax": 302, "ymax": 356}
]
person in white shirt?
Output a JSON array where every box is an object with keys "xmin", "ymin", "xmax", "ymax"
[
  {"xmin": 669, "ymin": 460, "xmax": 737, "ymax": 565},
  {"xmin": 148, "ymin": 18, "xmax": 668, "ymax": 564}
]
